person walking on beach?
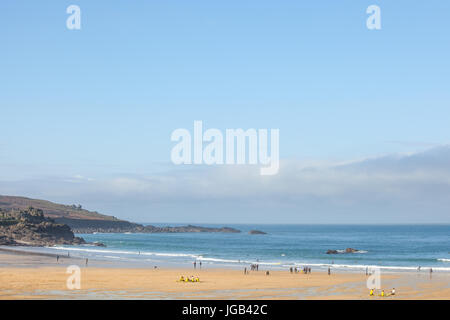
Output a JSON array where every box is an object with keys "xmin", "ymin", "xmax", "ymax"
[
  {"xmin": 193, "ymin": 261, "xmax": 197, "ymax": 269},
  {"xmin": 199, "ymin": 261, "xmax": 202, "ymax": 269},
  {"xmin": 244, "ymin": 267, "xmax": 247, "ymax": 275},
  {"xmin": 85, "ymin": 258, "xmax": 88, "ymax": 267},
  {"xmin": 328, "ymin": 267, "xmax": 331, "ymax": 275},
  {"xmin": 56, "ymin": 255, "xmax": 59, "ymax": 263}
]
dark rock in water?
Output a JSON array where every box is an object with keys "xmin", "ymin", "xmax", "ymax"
[
  {"xmin": 326, "ymin": 248, "xmax": 361, "ymax": 254},
  {"xmin": 92, "ymin": 241, "xmax": 106, "ymax": 247},
  {"xmin": 249, "ymin": 230, "xmax": 267, "ymax": 235},
  {"xmin": 0, "ymin": 207, "xmax": 85, "ymax": 246}
]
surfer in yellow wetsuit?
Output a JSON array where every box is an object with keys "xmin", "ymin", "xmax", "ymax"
[
  {"xmin": 179, "ymin": 276, "xmax": 185, "ymax": 282},
  {"xmin": 195, "ymin": 277, "xmax": 200, "ymax": 282},
  {"xmin": 369, "ymin": 289, "xmax": 374, "ymax": 296},
  {"xmin": 380, "ymin": 290, "xmax": 385, "ymax": 297}
]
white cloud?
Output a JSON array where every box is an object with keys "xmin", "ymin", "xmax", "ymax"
[{"xmin": 1, "ymin": 145, "xmax": 450, "ymax": 223}]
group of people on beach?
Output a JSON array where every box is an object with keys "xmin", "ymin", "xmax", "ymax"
[
  {"xmin": 289, "ymin": 267, "xmax": 312, "ymax": 274},
  {"xmin": 193, "ymin": 261, "xmax": 202, "ymax": 269},
  {"xmin": 243, "ymin": 263, "xmax": 262, "ymax": 274},
  {"xmin": 56, "ymin": 254, "xmax": 89, "ymax": 267},
  {"xmin": 250, "ymin": 264, "xmax": 259, "ymax": 271},
  {"xmin": 243, "ymin": 264, "xmax": 260, "ymax": 274},
  {"xmin": 178, "ymin": 275, "xmax": 201, "ymax": 283},
  {"xmin": 370, "ymin": 288, "xmax": 395, "ymax": 297}
]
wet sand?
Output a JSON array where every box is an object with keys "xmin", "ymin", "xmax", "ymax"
[{"xmin": 0, "ymin": 249, "xmax": 449, "ymax": 300}]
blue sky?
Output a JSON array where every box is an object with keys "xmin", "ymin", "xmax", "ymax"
[{"xmin": 1, "ymin": 1, "xmax": 449, "ymax": 223}]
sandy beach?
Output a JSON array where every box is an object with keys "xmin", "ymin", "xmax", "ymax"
[{"xmin": 1, "ymin": 249, "xmax": 449, "ymax": 300}]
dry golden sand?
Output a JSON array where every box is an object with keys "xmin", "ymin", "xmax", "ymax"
[{"xmin": 0, "ymin": 251, "xmax": 449, "ymax": 300}]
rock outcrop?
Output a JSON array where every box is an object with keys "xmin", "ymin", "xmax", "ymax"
[
  {"xmin": 0, "ymin": 207, "xmax": 85, "ymax": 246},
  {"xmin": 249, "ymin": 230, "xmax": 267, "ymax": 235},
  {"xmin": 326, "ymin": 248, "xmax": 361, "ymax": 254}
]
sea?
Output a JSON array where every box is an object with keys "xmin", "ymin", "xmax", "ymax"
[{"xmin": 22, "ymin": 224, "xmax": 450, "ymax": 272}]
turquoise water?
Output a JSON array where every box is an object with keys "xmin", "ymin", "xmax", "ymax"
[{"xmin": 47, "ymin": 224, "xmax": 450, "ymax": 271}]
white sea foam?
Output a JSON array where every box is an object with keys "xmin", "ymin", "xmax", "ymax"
[
  {"xmin": 335, "ymin": 250, "xmax": 368, "ymax": 254},
  {"xmin": 197, "ymin": 256, "xmax": 281, "ymax": 266},
  {"xmin": 48, "ymin": 246, "xmax": 201, "ymax": 260},
  {"xmin": 49, "ymin": 246, "xmax": 138, "ymax": 255},
  {"xmin": 42, "ymin": 246, "xmax": 450, "ymax": 272},
  {"xmin": 288, "ymin": 262, "xmax": 450, "ymax": 272}
]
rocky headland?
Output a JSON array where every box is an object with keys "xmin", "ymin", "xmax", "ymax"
[
  {"xmin": 0, "ymin": 207, "xmax": 85, "ymax": 246},
  {"xmin": 0, "ymin": 196, "xmax": 262, "ymax": 246}
]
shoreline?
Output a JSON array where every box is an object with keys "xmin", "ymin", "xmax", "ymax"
[
  {"xmin": 2, "ymin": 244, "xmax": 449, "ymax": 274},
  {"xmin": 1, "ymin": 247, "xmax": 450, "ymax": 299}
]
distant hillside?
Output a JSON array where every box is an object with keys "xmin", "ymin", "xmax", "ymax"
[
  {"xmin": 0, "ymin": 195, "xmax": 243, "ymax": 235},
  {"xmin": 0, "ymin": 195, "xmax": 119, "ymax": 221}
]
